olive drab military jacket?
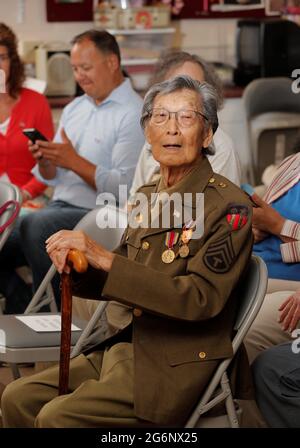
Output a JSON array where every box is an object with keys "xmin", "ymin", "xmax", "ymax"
[{"xmin": 73, "ymin": 156, "xmax": 253, "ymax": 426}]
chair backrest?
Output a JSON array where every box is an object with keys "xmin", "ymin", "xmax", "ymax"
[
  {"xmin": 232, "ymin": 255, "xmax": 268, "ymax": 354},
  {"xmin": 243, "ymin": 77, "xmax": 300, "ymax": 184},
  {"xmin": 0, "ymin": 181, "xmax": 21, "ymax": 252},
  {"xmin": 243, "ymin": 77, "xmax": 300, "ymax": 121},
  {"xmin": 185, "ymin": 255, "xmax": 268, "ymax": 428},
  {"xmin": 74, "ymin": 205, "xmax": 128, "ymax": 249}
]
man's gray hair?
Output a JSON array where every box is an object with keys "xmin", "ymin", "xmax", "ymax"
[
  {"xmin": 149, "ymin": 50, "xmax": 224, "ymax": 109},
  {"xmin": 141, "ymin": 75, "xmax": 219, "ymax": 135}
]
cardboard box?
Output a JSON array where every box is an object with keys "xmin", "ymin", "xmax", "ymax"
[{"xmin": 94, "ymin": 6, "xmax": 170, "ymax": 29}]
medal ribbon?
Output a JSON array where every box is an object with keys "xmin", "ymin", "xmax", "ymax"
[{"xmin": 166, "ymin": 231, "xmax": 175, "ymax": 249}]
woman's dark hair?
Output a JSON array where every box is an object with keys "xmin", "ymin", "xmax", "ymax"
[
  {"xmin": 71, "ymin": 29, "xmax": 121, "ymax": 63},
  {"xmin": 0, "ymin": 23, "xmax": 25, "ymax": 98}
]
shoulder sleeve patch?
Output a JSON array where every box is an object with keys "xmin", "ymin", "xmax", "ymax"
[
  {"xmin": 226, "ymin": 204, "xmax": 249, "ymax": 231},
  {"xmin": 203, "ymin": 234, "xmax": 235, "ymax": 273}
]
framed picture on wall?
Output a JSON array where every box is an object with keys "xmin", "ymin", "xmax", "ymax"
[
  {"xmin": 265, "ymin": 0, "xmax": 300, "ymax": 14},
  {"xmin": 46, "ymin": 0, "xmax": 94, "ymax": 22},
  {"xmin": 211, "ymin": 0, "xmax": 265, "ymax": 12},
  {"xmin": 175, "ymin": 0, "xmax": 267, "ymax": 18},
  {"xmin": 265, "ymin": 0, "xmax": 283, "ymax": 14}
]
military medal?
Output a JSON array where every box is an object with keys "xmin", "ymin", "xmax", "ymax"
[
  {"xmin": 178, "ymin": 220, "xmax": 195, "ymax": 258},
  {"xmin": 181, "ymin": 228, "xmax": 193, "ymax": 244},
  {"xmin": 178, "ymin": 244, "xmax": 190, "ymax": 258},
  {"xmin": 162, "ymin": 231, "xmax": 179, "ymax": 264},
  {"xmin": 162, "ymin": 249, "xmax": 175, "ymax": 264}
]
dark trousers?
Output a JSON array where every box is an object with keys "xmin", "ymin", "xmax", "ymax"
[
  {"xmin": 252, "ymin": 341, "xmax": 300, "ymax": 428},
  {"xmin": 0, "ymin": 200, "xmax": 89, "ymax": 313}
]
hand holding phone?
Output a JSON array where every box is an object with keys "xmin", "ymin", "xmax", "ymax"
[{"xmin": 22, "ymin": 128, "xmax": 48, "ymax": 144}]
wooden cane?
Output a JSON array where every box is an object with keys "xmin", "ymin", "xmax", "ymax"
[{"xmin": 58, "ymin": 249, "xmax": 88, "ymax": 395}]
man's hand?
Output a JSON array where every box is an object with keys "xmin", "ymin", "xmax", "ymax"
[
  {"xmin": 252, "ymin": 193, "xmax": 285, "ymax": 236},
  {"xmin": 278, "ymin": 290, "xmax": 300, "ymax": 332},
  {"xmin": 28, "ymin": 139, "xmax": 44, "ymax": 162},
  {"xmin": 46, "ymin": 230, "xmax": 115, "ymax": 274},
  {"xmin": 31, "ymin": 128, "xmax": 79, "ymax": 170}
]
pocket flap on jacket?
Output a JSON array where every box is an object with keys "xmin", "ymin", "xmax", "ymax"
[{"xmin": 166, "ymin": 346, "xmax": 233, "ymax": 367}]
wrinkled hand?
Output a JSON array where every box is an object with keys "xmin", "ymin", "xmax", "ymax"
[
  {"xmin": 252, "ymin": 226, "xmax": 268, "ymax": 243},
  {"xmin": 29, "ymin": 128, "xmax": 78, "ymax": 170},
  {"xmin": 46, "ymin": 230, "xmax": 115, "ymax": 274},
  {"xmin": 251, "ymin": 193, "xmax": 285, "ymax": 236},
  {"xmin": 278, "ymin": 290, "xmax": 300, "ymax": 332}
]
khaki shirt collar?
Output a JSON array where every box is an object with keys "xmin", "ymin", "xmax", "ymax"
[{"xmin": 132, "ymin": 156, "xmax": 213, "ymax": 239}]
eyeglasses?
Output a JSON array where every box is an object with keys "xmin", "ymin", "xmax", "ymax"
[
  {"xmin": 0, "ymin": 54, "xmax": 9, "ymax": 63},
  {"xmin": 149, "ymin": 108, "xmax": 208, "ymax": 128}
]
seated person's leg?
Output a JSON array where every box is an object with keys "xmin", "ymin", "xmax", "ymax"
[
  {"xmin": 244, "ymin": 291, "xmax": 299, "ymax": 364},
  {"xmin": 2, "ymin": 343, "xmax": 148, "ymax": 428},
  {"xmin": 267, "ymin": 278, "xmax": 300, "ymax": 294},
  {"xmin": 0, "ymin": 217, "xmax": 33, "ymax": 314},
  {"xmin": 252, "ymin": 342, "xmax": 300, "ymax": 428},
  {"xmin": 1, "ymin": 350, "xmax": 103, "ymax": 428},
  {"xmin": 34, "ymin": 343, "xmax": 151, "ymax": 428},
  {"xmin": 20, "ymin": 201, "xmax": 89, "ymax": 309}
]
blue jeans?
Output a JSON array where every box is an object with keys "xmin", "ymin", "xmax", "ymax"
[{"xmin": 0, "ymin": 200, "xmax": 90, "ymax": 313}]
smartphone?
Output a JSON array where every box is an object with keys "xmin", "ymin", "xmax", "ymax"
[
  {"xmin": 22, "ymin": 128, "xmax": 48, "ymax": 144},
  {"xmin": 241, "ymin": 183, "xmax": 255, "ymax": 197}
]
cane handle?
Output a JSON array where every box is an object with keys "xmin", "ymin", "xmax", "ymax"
[{"xmin": 67, "ymin": 249, "xmax": 88, "ymax": 273}]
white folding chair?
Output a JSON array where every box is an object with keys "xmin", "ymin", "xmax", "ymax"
[
  {"xmin": 0, "ymin": 205, "xmax": 127, "ymax": 379},
  {"xmin": 243, "ymin": 77, "xmax": 300, "ymax": 184},
  {"xmin": 185, "ymin": 255, "xmax": 268, "ymax": 428}
]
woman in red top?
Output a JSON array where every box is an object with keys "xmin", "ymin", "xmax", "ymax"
[{"xmin": 0, "ymin": 23, "xmax": 54, "ymax": 202}]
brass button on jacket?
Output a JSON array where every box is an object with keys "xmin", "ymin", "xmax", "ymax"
[
  {"xmin": 142, "ymin": 241, "xmax": 150, "ymax": 250},
  {"xmin": 198, "ymin": 351, "xmax": 207, "ymax": 360},
  {"xmin": 133, "ymin": 308, "xmax": 143, "ymax": 317}
]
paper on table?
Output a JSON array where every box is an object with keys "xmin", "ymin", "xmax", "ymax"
[{"xmin": 16, "ymin": 315, "xmax": 82, "ymax": 332}]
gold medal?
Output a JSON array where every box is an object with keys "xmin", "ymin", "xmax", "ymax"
[
  {"xmin": 179, "ymin": 244, "xmax": 190, "ymax": 258},
  {"xmin": 162, "ymin": 249, "xmax": 176, "ymax": 264}
]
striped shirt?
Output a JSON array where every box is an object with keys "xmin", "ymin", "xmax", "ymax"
[{"xmin": 263, "ymin": 153, "xmax": 300, "ymax": 265}]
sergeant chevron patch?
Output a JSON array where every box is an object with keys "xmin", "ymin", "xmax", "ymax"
[{"xmin": 203, "ymin": 234, "xmax": 235, "ymax": 273}]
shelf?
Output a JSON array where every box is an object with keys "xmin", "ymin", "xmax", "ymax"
[
  {"xmin": 122, "ymin": 58, "xmax": 158, "ymax": 66},
  {"xmin": 107, "ymin": 27, "xmax": 175, "ymax": 35}
]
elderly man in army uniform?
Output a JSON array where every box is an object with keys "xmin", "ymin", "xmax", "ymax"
[{"xmin": 1, "ymin": 76, "xmax": 253, "ymax": 428}]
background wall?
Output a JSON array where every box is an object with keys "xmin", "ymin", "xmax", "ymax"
[
  {"xmin": 0, "ymin": 0, "xmax": 238, "ymax": 65},
  {"xmin": 0, "ymin": 1, "xmax": 250, "ymax": 180}
]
